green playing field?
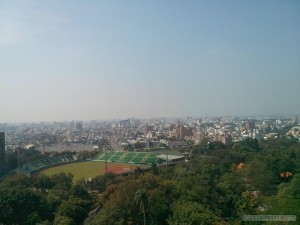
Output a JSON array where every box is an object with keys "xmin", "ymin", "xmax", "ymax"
[{"xmin": 39, "ymin": 161, "xmax": 136, "ymax": 182}]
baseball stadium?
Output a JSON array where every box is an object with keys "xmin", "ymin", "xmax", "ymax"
[{"xmin": 15, "ymin": 151, "xmax": 184, "ymax": 181}]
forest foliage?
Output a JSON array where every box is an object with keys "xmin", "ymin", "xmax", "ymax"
[{"xmin": 0, "ymin": 138, "xmax": 299, "ymax": 225}]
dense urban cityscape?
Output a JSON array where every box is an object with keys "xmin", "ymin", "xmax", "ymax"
[{"xmin": 1, "ymin": 115, "xmax": 300, "ymax": 158}]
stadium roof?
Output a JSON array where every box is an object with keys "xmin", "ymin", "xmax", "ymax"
[
  {"xmin": 156, "ymin": 155, "xmax": 185, "ymax": 161},
  {"xmin": 24, "ymin": 144, "xmax": 35, "ymax": 150}
]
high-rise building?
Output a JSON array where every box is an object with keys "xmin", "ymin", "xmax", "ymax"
[
  {"xmin": 145, "ymin": 124, "xmax": 154, "ymax": 134},
  {"xmin": 175, "ymin": 125, "xmax": 193, "ymax": 138},
  {"xmin": 76, "ymin": 123, "xmax": 83, "ymax": 130},
  {"xmin": 245, "ymin": 120, "xmax": 255, "ymax": 132},
  {"xmin": 219, "ymin": 134, "xmax": 232, "ymax": 146},
  {"xmin": 294, "ymin": 115, "xmax": 299, "ymax": 125},
  {"xmin": 119, "ymin": 119, "xmax": 130, "ymax": 127},
  {"xmin": 0, "ymin": 132, "xmax": 5, "ymax": 166}
]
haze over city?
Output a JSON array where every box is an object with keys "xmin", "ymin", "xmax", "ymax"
[{"xmin": 1, "ymin": 0, "xmax": 299, "ymax": 122}]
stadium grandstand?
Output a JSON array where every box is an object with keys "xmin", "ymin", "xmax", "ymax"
[
  {"xmin": 15, "ymin": 154, "xmax": 76, "ymax": 176},
  {"xmin": 92, "ymin": 151, "xmax": 184, "ymax": 165},
  {"xmin": 15, "ymin": 151, "xmax": 185, "ymax": 177}
]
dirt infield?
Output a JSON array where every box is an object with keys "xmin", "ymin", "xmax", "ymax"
[{"xmin": 103, "ymin": 164, "xmax": 136, "ymax": 174}]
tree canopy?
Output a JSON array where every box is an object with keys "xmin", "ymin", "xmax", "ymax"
[{"xmin": 0, "ymin": 138, "xmax": 299, "ymax": 224}]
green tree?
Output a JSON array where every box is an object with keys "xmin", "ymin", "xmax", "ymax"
[
  {"xmin": 241, "ymin": 138, "xmax": 260, "ymax": 151},
  {"xmin": 51, "ymin": 172, "xmax": 73, "ymax": 191},
  {"xmin": 217, "ymin": 172, "xmax": 246, "ymax": 218},
  {"xmin": 84, "ymin": 206, "xmax": 128, "ymax": 225},
  {"xmin": 53, "ymin": 215, "xmax": 75, "ymax": 225},
  {"xmin": 266, "ymin": 173, "xmax": 300, "ymax": 218},
  {"xmin": 147, "ymin": 186, "xmax": 174, "ymax": 225},
  {"xmin": 55, "ymin": 197, "xmax": 92, "ymax": 225},
  {"xmin": 0, "ymin": 188, "xmax": 51, "ymax": 225},
  {"xmin": 34, "ymin": 174, "xmax": 54, "ymax": 193},
  {"xmin": 134, "ymin": 167, "xmax": 144, "ymax": 178},
  {"xmin": 0, "ymin": 174, "xmax": 32, "ymax": 188},
  {"xmin": 151, "ymin": 162, "xmax": 158, "ymax": 175},
  {"xmin": 168, "ymin": 201, "xmax": 221, "ymax": 225},
  {"xmin": 208, "ymin": 141, "xmax": 226, "ymax": 150},
  {"xmin": 134, "ymin": 189, "xmax": 148, "ymax": 225},
  {"xmin": 242, "ymin": 160, "xmax": 274, "ymax": 193},
  {"xmin": 47, "ymin": 189, "xmax": 69, "ymax": 211},
  {"xmin": 235, "ymin": 190, "xmax": 258, "ymax": 215},
  {"xmin": 70, "ymin": 184, "xmax": 92, "ymax": 200}
]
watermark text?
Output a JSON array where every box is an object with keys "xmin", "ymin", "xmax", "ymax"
[{"xmin": 243, "ymin": 215, "xmax": 296, "ymax": 222}]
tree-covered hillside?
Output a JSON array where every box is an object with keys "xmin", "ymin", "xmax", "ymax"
[{"xmin": 0, "ymin": 138, "xmax": 299, "ymax": 225}]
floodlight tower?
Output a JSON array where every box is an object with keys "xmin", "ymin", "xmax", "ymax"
[
  {"xmin": 103, "ymin": 139, "xmax": 108, "ymax": 174},
  {"xmin": 166, "ymin": 141, "xmax": 168, "ymax": 167}
]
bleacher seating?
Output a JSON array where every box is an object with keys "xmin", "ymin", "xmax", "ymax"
[
  {"xmin": 92, "ymin": 151, "xmax": 163, "ymax": 165},
  {"xmin": 15, "ymin": 154, "xmax": 76, "ymax": 176},
  {"xmin": 15, "ymin": 151, "xmax": 175, "ymax": 177},
  {"xmin": 65, "ymin": 155, "xmax": 74, "ymax": 161}
]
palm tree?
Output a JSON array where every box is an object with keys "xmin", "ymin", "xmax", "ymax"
[
  {"xmin": 134, "ymin": 167, "xmax": 143, "ymax": 178},
  {"xmin": 134, "ymin": 188, "xmax": 148, "ymax": 225}
]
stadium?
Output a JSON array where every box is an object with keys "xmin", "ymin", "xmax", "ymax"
[{"xmin": 15, "ymin": 151, "xmax": 185, "ymax": 181}]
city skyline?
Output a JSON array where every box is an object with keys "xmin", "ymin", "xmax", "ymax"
[{"xmin": 1, "ymin": 1, "xmax": 300, "ymax": 123}]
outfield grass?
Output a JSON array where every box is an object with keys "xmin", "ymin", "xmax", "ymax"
[{"xmin": 39, "ymin": 161, "xmax": 136, "ymax": 182}]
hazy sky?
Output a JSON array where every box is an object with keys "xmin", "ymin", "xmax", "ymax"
[{"xmin": 1, "ymin": 0, "xmax": 300, "ymax": 122}]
